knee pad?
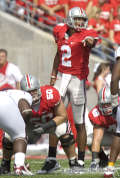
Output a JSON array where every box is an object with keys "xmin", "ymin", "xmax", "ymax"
[
  {"xmin": 59, "ymin": 134, "xmax": 75, "ymax": 148},
  {"xmin": 2, "ymin": 137, "xmax": 13, "ymax": 150}
]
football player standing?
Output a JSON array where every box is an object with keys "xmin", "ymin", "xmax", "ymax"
[{"xmin": 41, "ymin": 6, "xmax": 99, "ymax": 173}]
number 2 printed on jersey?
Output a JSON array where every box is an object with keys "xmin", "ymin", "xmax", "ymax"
[{"xmin": 61, "ymin": 45, "xmax": 72, "ymax": 67}]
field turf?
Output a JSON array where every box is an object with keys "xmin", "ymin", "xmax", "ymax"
[{"xmin": 0, "ymin": 158, "xmax": 120, "ymax": 178}]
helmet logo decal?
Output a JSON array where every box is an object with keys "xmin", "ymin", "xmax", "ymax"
[
  {"xmin": 102, "ymin": 86, "xmax": 106, "ymax": 101},
  {"xmin": 26, "ymin": 74, "xmax": 31, "ymax": 89}
]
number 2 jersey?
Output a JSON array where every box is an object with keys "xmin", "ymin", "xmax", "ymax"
[
  {"xmin": 89, "ymin": 105, "xmax": 116, "ymax": 128},
  {"xmin": 32, "ymin": 85, "xmax": 61, "ymax": 122},
  {"xmin": 53, "ymin": 23, "xmax": 98, "ymax": 80}
]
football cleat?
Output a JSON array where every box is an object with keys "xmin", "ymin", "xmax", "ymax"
[
  {"xmin": 77, "ymin": 160, "xmax": 85, "ymax": 168},
  {"xmin": 0, "ymin": 159, "xmax": 11, "ymax": 174},
  {"xmin": 14, "ymin": 164, "xmax": 33, "ymax": 175},
  {"xmin": 99, "ymin": 158, "xmax": 108, "ymax": 168},
  {"xmin": 37, "ymin": 157, "xmax": 60, "ymax": 174},
  {"xmin": 104, "ymin": 166, "xmax": 114, "ymax": 178},
  {"xmin": 69, "ymin": 159, "xmax": 84, "ymax": 170},
  {"xmin": 90, "ymin": 161, "xmax": 99, "ymax": 171}
]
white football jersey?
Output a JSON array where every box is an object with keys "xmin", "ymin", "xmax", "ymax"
[{"xmin": 0, "ymin": 89, "xmax": 32, "ymax": 106}]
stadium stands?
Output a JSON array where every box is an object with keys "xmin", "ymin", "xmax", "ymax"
[{"xmin": 0, "ymin": 0, "xmax": 117, "ymax": 63}]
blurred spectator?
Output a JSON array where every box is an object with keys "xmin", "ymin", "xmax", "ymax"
[
  {"xmin": 88, "ymin": 8, "xmax": 112, "ymax": 60},
  {"xmin": 37, "ymin": 0, "xmax": 69, "ymax": 26},
  {"xmin": 88, "ymin": 0, "xmax": 115, "ymax": 60},
  {"xmin": 68, "ymin": 0, "xmax": 90, "ymax": 11},
  {"xmin": 110, "ymin": 0, "xmax": 120, "ymax": 11},
  {"xmin": 0, "ymin": 48, "xmax": 23, "ymax": 149},
  {"xmin": 0, "ymin": 0, "xmax": 16, "ymax": 12},
  {"xmin": 0, "ymin": 49, "xmax": 23, "ymax": 90},
  {"xmin": 15, "ymin": 0, "xmax": 38, "ymax": 21},
  {"xmin": 88, "ymin": 9, "xmax": 109, "ymax": 38},
  {"xmin": 86, "ymin": 0, "xmax": 113, "ymax": 20},
  {"xmin": 92, "ymin": 62, "xmax": 111, "ymax": 94},
  {"xmin": 109, "ymin": 6, "xmax": 120, "ymax": 47}
]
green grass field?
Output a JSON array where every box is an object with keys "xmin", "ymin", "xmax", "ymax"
[{"xmin": 1, "ymin": 158, "xmax": 120, "ymax": 178}]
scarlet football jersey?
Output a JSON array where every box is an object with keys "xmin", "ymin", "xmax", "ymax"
[
  {"xmin": 38, "ymin": 0, "xmax": 69, "ymax": 18},
  {"xmin": 32, "ymin": 85, "xmax": 61, "ymax": 122},
  {"xmin": 53, "ymin": 23, "xmax": 98, "ymax": 80},
  {"xmin": 89, "ymin": 105, "xmax": 116, "ymax": 128}
]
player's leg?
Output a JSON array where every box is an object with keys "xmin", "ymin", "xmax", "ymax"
[
  {"xmin": 38, "ymin": 133, "xmax": 60, "ymax": 174},
  {"xmin": 0, "ymin": 134, "xmax": 13, "ymax": 174},
  {"xmin": 55, "ymin": 123, "xmax": 78, "ymax": 169},
  {"xmin": 87, "ymin": 130, "xmax": 109, "ymax": 169},
  {"xmin": 0, "ymin": 98, "xmax": 33, "ymax": 175},
  {"xmin": 99, "ymin": 130, "xmax": 114, "ymax": 168},
  {"xmin": 104, "ymin": 134, "xmax": 120, "ymax": 178},
  {"xmin": 104, "ymin": 107, "xmax": 120, "ymax": 177},
  {"xmin": 90, "ymin": 126, "xmax": 105, "ymax": 170},
  {"xmin": 37, "ymin": 121, "xmax": 78, "ymax": 174},
  {"xmin": 69, "ymin": 78, "xmax": 87, "ymax": 167},
  {"xmin": 39, "ymin": 72, "xmax": 72, "ymax": 173}
]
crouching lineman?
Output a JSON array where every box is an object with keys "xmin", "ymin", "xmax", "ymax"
[
  {"xmin": 0, "ymin": 74, "xmax": 79, "ymax": 174},
  {"xmin": 88, "ymin": 86, "xmax": 116, "ymax": 171},
  {"xmin": 0, "ymin": 89, "xmax": 33, "ymax": 175},
  {"xmin": 104, "ymin": 47, "xmax": 120, "ymax": 178}
]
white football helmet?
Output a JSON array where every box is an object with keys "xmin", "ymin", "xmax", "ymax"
[
  {"xmin": 98, "ymin": 86, "xmax": 112, "ymax": 116},
  {"xmin": 66, "ymin": 7, "xmax": 88, "ymax": 31},
  {"xmin": 20, "ymin": 74, "xmax": 41, "ymax": 105}
]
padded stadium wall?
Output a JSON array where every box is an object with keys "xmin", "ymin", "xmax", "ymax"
[{"xmin": 0, "ymin": 10, "xmax": 56, "ymax": 85}]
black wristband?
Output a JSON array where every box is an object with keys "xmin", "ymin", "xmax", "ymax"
[{"xmin": 42, "ymin": 120, "xmax": 57, "ymax": 132}]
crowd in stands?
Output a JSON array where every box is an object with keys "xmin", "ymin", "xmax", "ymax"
[{"xmin": 0, "ymin": 0, "xmax": 120, "ymax": 49}]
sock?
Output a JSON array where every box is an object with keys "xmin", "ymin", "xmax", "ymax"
[
  {"xmin": 78, "ymin": 151, "xmax": 85, "ymax": 161},
  {"xmin": 92, "ymin": 152, "xmax": 99, "ymax": 162},
  {"xmin": 99, "ymin": 149, "xmax": 108, "ymax": 161},
  {"xmin": 14, "ymin": 152, "xmax": 25, "ymax": 166},
  {"xmin": 48, "ymin": 146, "xmax": 57, "ymax": 158}
]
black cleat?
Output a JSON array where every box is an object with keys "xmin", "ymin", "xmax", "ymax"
[
  {"xmin": 99, "ymin": 158, "xmax": 108, "ymax": 168},
  {"xmin": 69, "ymin": 158, "xmax": 84, "ymax": 169},
  {"xmin": 37, "ymin": 157, "xmax": 60, "ymax": 174},
  {"xmin": 0, "ymin": 159, "xmax": 11, "ymax": 174}
]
